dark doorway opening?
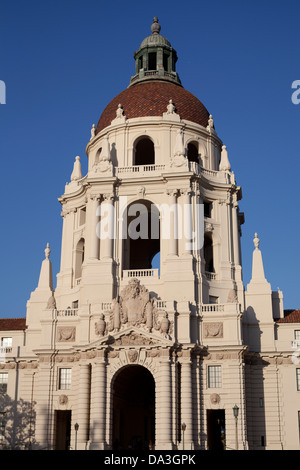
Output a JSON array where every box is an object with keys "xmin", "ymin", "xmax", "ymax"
[
  {"xmin": 112, "ymin": 365, "xmax": 155, "ymax": 450},
  {"xmin": 55, "ymin": 410, "xmax": 71, "ymax": 450},
  {"xmin": 207, "ymin": 409, "xmax": 226, "ymax": 450}
]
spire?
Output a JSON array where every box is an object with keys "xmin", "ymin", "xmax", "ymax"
[
  {"xmin": 37, "ymin": 243, "xmax": 54, "ymax": 291},
  {"xmin": 219, "ymin": 145, "xmax": 231, "ymax": 171},
  {"xmin": 71, "ymin": 156, "xmax": 82, "ymax": 181},
  {"xmin": 249, "ymin": 233, "xmax": 268, "ymax": 284}
]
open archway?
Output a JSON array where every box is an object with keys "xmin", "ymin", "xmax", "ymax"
[
  {"xmin": 112, "ymin": 365, "xmax": 155, "ymax": 450},
  {"xmin": 122, "ymin": 199, "xmax": 160, "ymax": 271}
]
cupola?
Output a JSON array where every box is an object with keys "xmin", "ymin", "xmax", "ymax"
[{"xmin": 129, "ymin": 17, "xmax": 181, "ymax": 86}]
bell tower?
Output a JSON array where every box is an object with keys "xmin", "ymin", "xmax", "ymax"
[
  {"xmin": 52, "ymin": 17, "xmax": 244, "ymax": 346},
  {"xmin": 25, "ymin": 18, "xmax": 247, "ymax": 451}
]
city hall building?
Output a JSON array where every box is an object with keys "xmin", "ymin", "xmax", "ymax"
[{"xmin": 0, "ymin": 18, "xmax": 299, "ymax": 450}]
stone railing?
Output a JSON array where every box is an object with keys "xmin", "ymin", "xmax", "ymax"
[
  {"xmin": 205, "ymin": 271, "xmax": 217, "ymax": 281},
  {"xmin": 56, "ymin": 309, "xmax": 79, "ymax": 317},
  {"xmin": 201, "ymin": 303, "xmax": 241, "ymax": 314},
  {"xmin": 189, "ymin": 162, "xmax": 234, "ymax": 184},
  {"xmin": 122, "ymin": 268, "xmax": 160, "ymax": 279},
  {"xmin": 116, "ymin": 164, "xmax": 165, "ymax": 176}
]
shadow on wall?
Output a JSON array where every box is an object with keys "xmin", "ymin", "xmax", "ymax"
[{"xmin": 0, "ymin": 394, "xmax": 42, "ymax": 450}]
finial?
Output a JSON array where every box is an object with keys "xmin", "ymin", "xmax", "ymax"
[
  {"xmin": 151, "ymin": 17, "xmax": 161, "ymax": 35},
  {"xmin": 45, "ymin": 243, "xmax": 51, "ymax": 259},
  {"xmin": 90, "ymin": 123, "xmax": 95, "ymax": 140},
  {"xmin": 253, "ymin": 233, "xmax": 260, "ymax": 249}
]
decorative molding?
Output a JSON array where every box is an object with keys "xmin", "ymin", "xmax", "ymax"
[{"xmin": 203, "ymin": 322, "xmax": 223, "ymax": 338}]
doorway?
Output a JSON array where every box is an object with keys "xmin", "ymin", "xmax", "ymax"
[
  {"xmin": 55, "ymin": 410, "xmax": 71, "ymax": 450},
  {"xmin": 112, "ymin": 365, "xmax": 155, "ymax": 450},
  {"xmin": 207, "ymin": 409, "xmax": 226, "ymax": 450}
]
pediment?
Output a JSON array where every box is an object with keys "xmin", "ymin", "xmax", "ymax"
[{"xmin": 92, "ymin": 326, "xmax": 174, "ymax": 349}]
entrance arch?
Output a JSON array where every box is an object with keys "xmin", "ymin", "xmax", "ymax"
[{"xmin": 112, "ymin": 365, "xmax": 155, "ymax": 450}]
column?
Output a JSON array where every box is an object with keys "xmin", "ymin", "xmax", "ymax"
[
  {"xmin": 232, "ymin": 197, "xmax": 240, "ymax": 267},
  {"xmin": 166, "ymin": 190, "xmax": 178, "ymax": 256},
  {"xmin": 77, "ymin": 363, "xmax": 91, "ymax": 449},
  {"xmin": 157, "ymin": 357, "xmax": 172, "ymax": 449},
  {"xmin": 180, "ymin": 356, "xmax": 193, "ymax": 449},
  {"xmin": 100, "ymin": 194, "xmax": 114, "ymax": 260},
  {"xmin": 89, "ymin": 354, "xmax": 106, "ymax": 450},
  {"xmin": 181, "ymin": 189, "xmax": 192, "ymax": 255},
  {"xmin": 89, "ymin": 195, "xmax": 101, "ymax": 260}
]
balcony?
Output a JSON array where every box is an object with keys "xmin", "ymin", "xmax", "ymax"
[
  {"xmin": 116, "ymin": 164, "xmax": 165, "ymax": 177},
  {"xmin": 122, "ymin": 268, "xmax": 160, "ymax": 280}
]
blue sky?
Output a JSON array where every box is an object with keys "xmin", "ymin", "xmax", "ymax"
[{"xmin": 0, "ymin": 0, "xmax": 299, "ymax": 318}]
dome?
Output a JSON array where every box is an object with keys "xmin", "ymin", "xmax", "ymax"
[
  {"xmin": 96, "ymin": 80, "xmax": 210, "ymax": 134},
  {"xmin": 140, "ymin": 33, "xmax": 171, "ymax": 49}
]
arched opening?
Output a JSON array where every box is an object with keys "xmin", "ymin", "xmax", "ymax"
[
  {"xmin": 74, "ymin": 238, "xmax": 85, "ymax": 280},
  {"xmin": 112, "ymin": 365, "xmax": 155, "ymax": 450},
  {"xmin": 123, "ymin": 200, "xmax": 160, "ymax": 271},
  {"xmin": 204, "ymin": 233, "xmax": 214, "ymax": 273},
  {"xmin": 134, "ymin": 137, "xmax": 155, "ymax": 166},
  {"xmin": 187, "ymin": 141, "xmax": 199, "ymax": 163}
]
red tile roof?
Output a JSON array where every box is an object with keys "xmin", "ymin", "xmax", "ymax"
[
  {"xmin": 0, "ymin": 318, "xmax": 27, "ymax": 331},
  {"xmin": 96, "ymin": 81, "xmax": 210, "ymax": 133},
  {"xmin": 277, "ymin": 310, "xmax": 300, "ymax": 323}
]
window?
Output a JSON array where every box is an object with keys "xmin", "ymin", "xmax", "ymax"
[
  {"xmin": 295, "ymin": 331, "xmax": 300, "ymax": 341},
  {"xmin": 78, "ymin": 207, "xmax": 86, "ymax": 226},
  {"xmin": 0, "ymin": 373, "xmax": 8, "ymax": 394},
  {"xmin": 208, "ymin": 365, "xmax": 222, "ymax": 388},
  {"xmin": 148, "ymin": 52, "xmax": 156, "ymax": 70},
  {"xmin": 204, "ymin": 233, "xmax": 214, "ymax": 273},
  {"xmin": 187, "ymin": 142, "xmax": 198, "ymax": 163},
  {"xmin": 75, "ymin": 238, "xmax": 85, "ymax": 280},
  {"xmin": 204, "ymin": 202, "xmax": 212, "ymax": 218},
  {"xmin": 59, "ymin": 368, "xmax": 72, "ymax": 390},
  {"xmin": 163, "ymin": 52, "xmax": 169, "ymax": 71},
  {"xmin": 297, "ymin": 369, "xmax": 300, "ymax": 391},
  {"xmin": 134, "ymin": 137, "xmax": 155, "ymax": 165},
  {"xmin": 1, "ymin": 338, "xmax": 12, "ymax": 347}
]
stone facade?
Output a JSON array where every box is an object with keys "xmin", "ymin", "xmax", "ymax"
[{"xmin": 0, "ymin": 18, "xmax": 299, "ymax": 450}]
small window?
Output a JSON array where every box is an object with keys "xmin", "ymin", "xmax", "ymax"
[
  {"xmin": 1, "ymin": 338, "xmax": 12, "ymax": 347},
  {"xmin": 148, "ymin": 52, "xmax": 156, "ymax": 70},
  {"xmin": 209, "ymin": 296, "xmax": 219, "ymax": 304},
  {"xmin": 187, "ymin": 142, "xmax": 198, "ymax": 163},
  {"xmin": 208, "ymin": 365, "xmax": 222, "ymax": 388},
  {"xmin": 78, "ymin": 207, "xmax": 86, "ymax": 226},
  {"xmin": 59, "ymin": 368, "xmax": 72, "ymax": 390},
  {"xmin": 295, "ymin": 331, "xmax": 300, "ymax": 341},
  {"xmin": 259, "ymin": 397, "xmax": 264, "ymax": 408},
  {"xmin": 72, "ymin": 300, "xmax": 78, "ymax": 309},
  {"xmin": 204, "ymin": 202, "xmax": 212, "ymax": 218},
  {"xmin": 0, "ymin": 373, "xmax": 8, "ymax": 394},
  {"xmin": 139, "ymin": 56, "xmax": 143, "ymax": 70},
  {"xmin": 297, "ymin": 369, "xmax": 300, "ymax": 391},
  {"xmin": 163, "ymin": 52, "xmax": 169, "ymax": 71}
]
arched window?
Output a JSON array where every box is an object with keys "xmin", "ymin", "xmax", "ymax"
[
  {"xmin": 204, "ymin": 233, "xmax": 214, "ymax": 273},
  {"xmin": 75, "ymin": 238, "xmax": 85, "ymax": 280},
  {"xmin": 123, "ymin": 200, "xmax": 160, "ymax": 270},
  {"xmin": 134, "ymin": 137, "xmax": 155, "ymax": 166},
  {"xmin": 187, "ymin": 142, "xmax": 199, "ymax": 163}
]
